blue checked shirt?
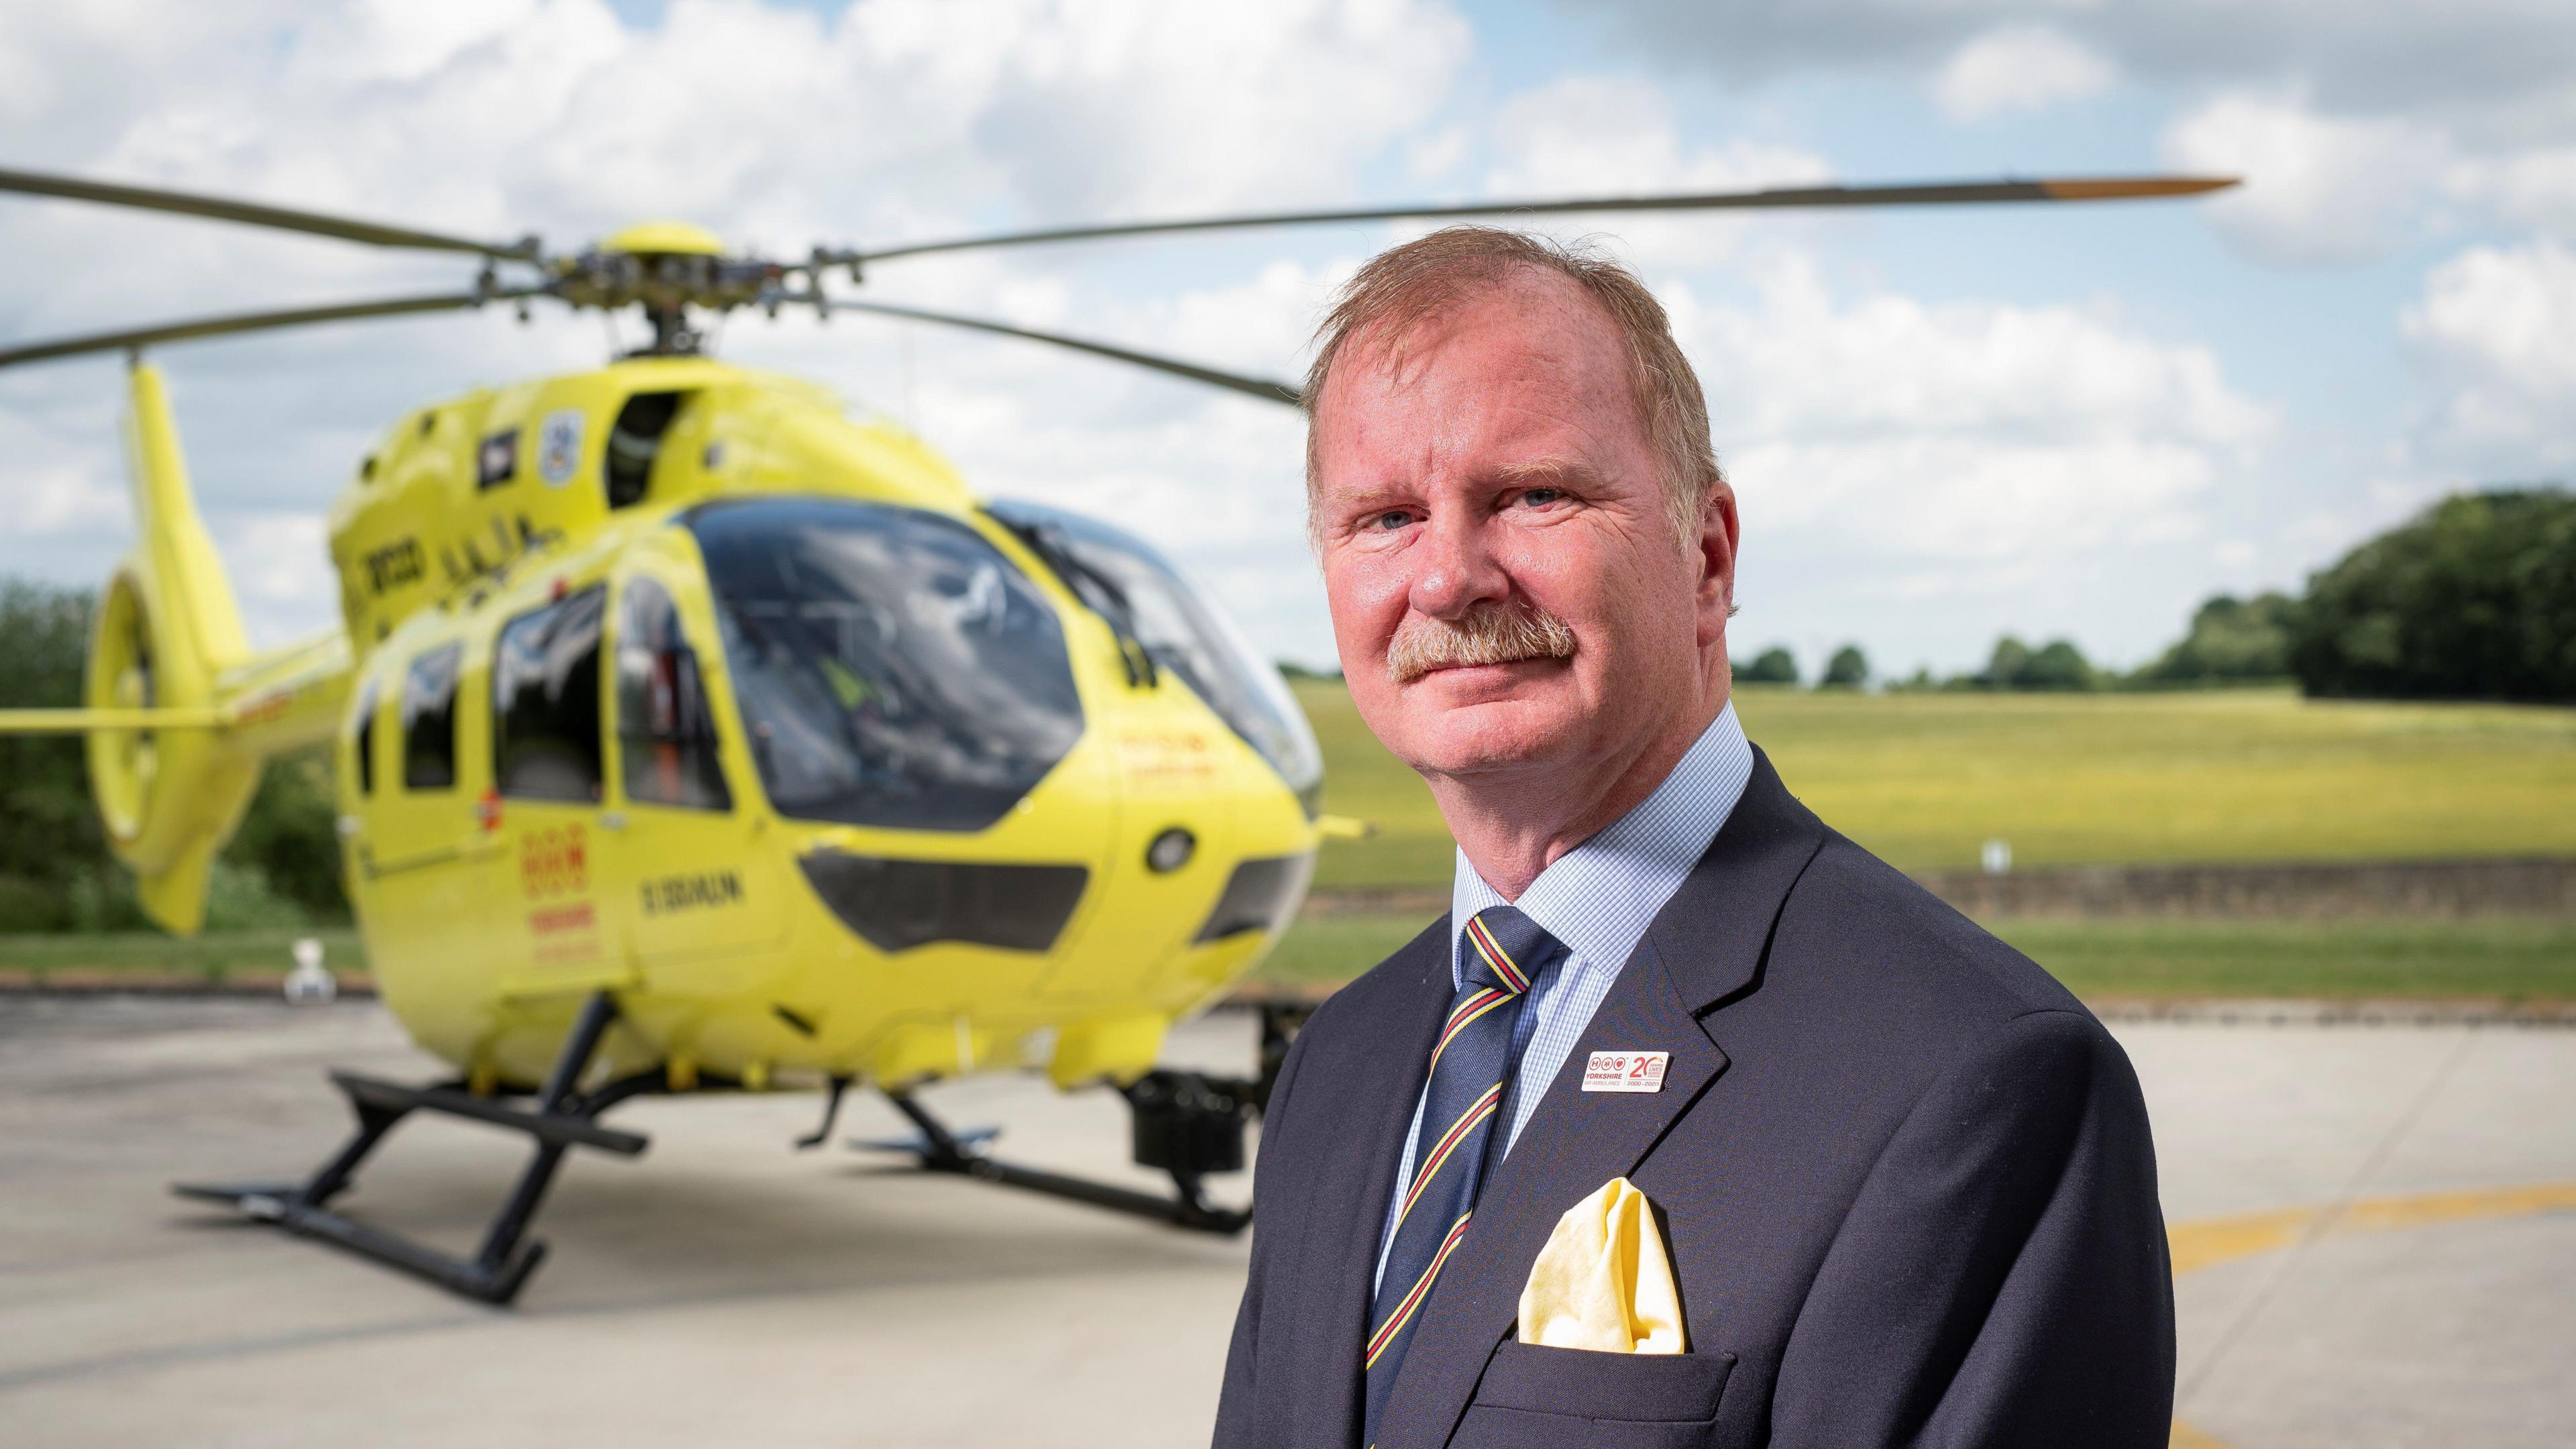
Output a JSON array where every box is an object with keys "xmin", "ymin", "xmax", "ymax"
[{"xmin": 1375, "ymin": 704, "xmax": 1754, "ymax": 1289}]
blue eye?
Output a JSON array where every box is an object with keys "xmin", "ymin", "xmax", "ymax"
[
  {"xmin": 1521, "ymin": 488, "xmax": 1562, "ymax": 507},
  {"xmin": 1376, "ymin": 511, "xmax": 1411, "ymax": 530}
]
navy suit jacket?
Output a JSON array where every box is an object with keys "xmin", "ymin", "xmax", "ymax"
[{"xmin": 1213, "ymin": 749, "xmax": 2174, "ymax": 1448}]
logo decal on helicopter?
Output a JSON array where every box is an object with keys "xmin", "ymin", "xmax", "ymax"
[
  {"xmin": 362, "ymin": 537, "xmax": 424, "ymax": 594},
  {"xmin": 640, "ymin": 870, "xmax": 744, "ymax": 916},
  {"xmin": 520, "ymin": 823, "xmax": 590, "ymax": 900},
  {"xmin": 476, "ymin": 427, "xmax": 520, "ymax": 489},
  {"xmin": 537, "ymin": 409, "xmax": 583, "ymax": 487}
]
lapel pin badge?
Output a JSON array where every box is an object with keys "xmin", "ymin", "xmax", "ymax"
[{"xmin": 1582, "ymin": 1050, "xmax": 1670, "ymax": 1093}]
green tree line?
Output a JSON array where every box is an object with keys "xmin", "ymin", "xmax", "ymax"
[
  {"xmin": 0, "ymin": 580, "xmax": 348, "ymax": 933},
  {"xmin": 1743, "ymin": 486, "xmax": 2575, "ymax": 702}
]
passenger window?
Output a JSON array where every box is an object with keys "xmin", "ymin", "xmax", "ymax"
[
  {"xmin": 616, "ymin": 578, "xmax": 731, "ymax": 810},
  {"xmin": 350, "ymin": 676, "xmax": 382, "ymax": 795},
  {"xmin": 400, "ymin": 645, "xmax": 462, "ymax": 790},
  {"xmin": 492, "ymin": 586, "xmax": 606, "ymax": 802}
]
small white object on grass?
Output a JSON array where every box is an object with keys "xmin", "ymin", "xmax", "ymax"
[
  {"xmin": 284, "ymin": 936, "xmax": 335, "ymax": 1006},
  {"xmin": 1981, "ymin": 838, "xmax": 2012, "ymax": 876}
]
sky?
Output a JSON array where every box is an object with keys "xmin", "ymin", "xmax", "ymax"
[{"xmin": 1, "ymin": 0, "xmax": 2571, "ymax": 678}]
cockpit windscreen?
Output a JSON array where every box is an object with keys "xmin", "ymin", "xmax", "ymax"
[{"xmin": 689, "ymin": 498, "xmax": 1083, "ymax": 832}]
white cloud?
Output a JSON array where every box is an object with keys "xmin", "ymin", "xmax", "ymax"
[
  {"xmin": 15, "ymin": 465, "xmax": 128, "ymax": 537},
  {"xmin": 1587, "ymin": 1, "xmax": 2576, "ymax": 266},
  {"xmin": 2402, "ymin": 239, "xmax": 2576, "ymax": 474},
  {"xmin": 1671, "ymin": 254, "xmax": 2269, "ymax": 619},
  {"xmin": 1478, "ymin": 75, "xmax": 1832, "ymax": 268},
  {"xmin": 2160, "ymin": 91, "xmax": 2452, "ymax": 264},
  {"xmin": 1582, "ymin": 1, "xmax": 2576, "ymax": 130},
  {"xmin": 1931, "ymin": 26, "xmax": 2114, "ymax": 122}
]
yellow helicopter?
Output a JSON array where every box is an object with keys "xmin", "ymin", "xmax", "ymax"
[{"xmin": 0, "ymin": 164, "xmax": 2233, "ymax": 1302}]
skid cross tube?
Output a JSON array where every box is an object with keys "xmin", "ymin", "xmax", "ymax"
[
  {"xmin": 877, "ymin": 1079, "xmax": 1252, "ymax": 1235},
  {"xmin": 172, "ymin": 990, "xmax": 639, "ymax": 1305}
]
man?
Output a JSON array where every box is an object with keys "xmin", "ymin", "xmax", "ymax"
[{"xmin": 1213, "ymin": 229, "xmax": 2173, "ymax": 1448}]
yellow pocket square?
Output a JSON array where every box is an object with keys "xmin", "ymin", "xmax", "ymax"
[{"xmin": 1516, "ymin": 1176, "xmax": 1687, "ymax": 1354}]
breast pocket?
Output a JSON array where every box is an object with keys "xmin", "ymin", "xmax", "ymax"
[{"xmin": 1450, "ymin": 1341, "xmax": 1736, "ymax": 1449}]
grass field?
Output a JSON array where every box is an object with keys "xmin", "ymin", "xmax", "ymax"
[
  {"xmin": 0, "ymin": 928, "xmax": 364, "ymax": 984},
  {"xmin": 1300, "ymin": 681, "xmax": 2576, "ymax": 891},
  {"xmin": 1259, "ymin": 911, "xmax": 2576, "ymax": 1002}
]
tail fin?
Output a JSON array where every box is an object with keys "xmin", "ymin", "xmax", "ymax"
[
  {"xmin": 0, "ymin": 364, "xmax": 357, "ymax": 932},
  {"xmin": 83, "ymin": 363, "xmax": 266, "ymax": 934}
]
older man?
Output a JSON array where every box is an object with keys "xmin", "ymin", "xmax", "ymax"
[{"xmin": 1213, "ymin": 229, "xmax": 2173, "ymax": 1449}]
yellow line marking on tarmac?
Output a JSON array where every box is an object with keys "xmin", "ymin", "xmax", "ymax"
[
  {"xmin": 2163, "ymin": 1180, "xmax": 2576, "ymax": 1448},
  {"xmin": 2167, "ymin": 1180, "xmax": 2576, "ymax": 1277}
]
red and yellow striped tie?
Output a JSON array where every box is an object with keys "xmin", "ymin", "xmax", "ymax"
[{"xmin": 1362, "ymin": 904, "xmax": 1562, "ymax": 1443}]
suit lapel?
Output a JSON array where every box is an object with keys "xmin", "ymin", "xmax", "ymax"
[
  {"xmin": 1279, "ymin": 914, "xmax": 1458, "ymax": 1449},
  {"xmin": 1368, "ymin": 938, "xmax": 1722, "ymax": 1446},
  {"xmin": 1372, "ymin": 749, "xmax": 1829, "ymax": 1448}
]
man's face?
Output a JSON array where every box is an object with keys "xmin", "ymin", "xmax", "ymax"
[{"xmin": 1311, "ymin": 272, "xmax": 1737, "ymax": 784}]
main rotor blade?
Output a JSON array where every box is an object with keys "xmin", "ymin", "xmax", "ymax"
[
  {"xmin": 816, "ymin": 296, "xmax": 1301, "ymax": 407},
  {"xmin": 0, "ymin": 165, "xmax": 539, "ymax": 260},
  {"xmin": 838, "ymin": 174, "xmax": 2237, "ymax": 266},
  {"xmin": 0, "ymin": 288, "xmax": 548, "ymax": 371}
]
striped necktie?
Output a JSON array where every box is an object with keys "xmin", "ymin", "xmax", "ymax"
[{"xmin": 1362, "ymin": 904, "xmax": 1565, "ymax": 1445}]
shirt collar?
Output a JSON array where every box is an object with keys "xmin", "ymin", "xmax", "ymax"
[{"xmin": 1449, "ymin": 702, "xmax": 1756, "ymax": 988}]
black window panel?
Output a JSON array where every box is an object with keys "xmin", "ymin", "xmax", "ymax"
[
  {"xmin": 492, "ymin": 586, "xmax": 606, "ymax": 802},
  {"xmin": 1193, "ymin": 854, "xmax": 1316, "ymax": 943},
  {"xmin": 690, "ymin": 498, "xmax": 1083, "ymax": 832},
  {"xmin": 616, "ymin": 577, "xmax": 730, "ymax": 810},
  {"xmin": 605, "ymin": 391, "xmax": 685, "ymax": 509},
  {"xmin": 351, "ymin": 675, "xmax": 382, "ymax": 796},
  {"xmin": 400, "ymin": 644, "xmax": 462, "ymax": 791},
  {"xmin": 796, "ymin": 851, "xmax": 1088, "ymax": 954}
]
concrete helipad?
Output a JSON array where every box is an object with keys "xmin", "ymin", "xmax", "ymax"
[{"xmin": 1, "ymin": 996, "xmax": 2570, "ymax": 1448}]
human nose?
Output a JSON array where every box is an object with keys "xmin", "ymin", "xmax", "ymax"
[{"xmin": 1405, "ymin": 510, "xmax": 1510, "ymax": 620}]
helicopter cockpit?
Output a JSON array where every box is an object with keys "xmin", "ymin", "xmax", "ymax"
[
  {"xmin": 682, "ymin": 494, "xmax": 1322, "ymax": 836},
  {"xmin": 691, "ymin": 496, "xmax": 1086, "ymax": 833}
]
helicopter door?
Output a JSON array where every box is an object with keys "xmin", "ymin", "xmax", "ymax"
[
  {"xmin": 602, "ymin": 572, "xmax": 786, "ymax": 983},
  {"xmin": 489, "ymin": 584, "xmax": 624, "ymax": 992}
]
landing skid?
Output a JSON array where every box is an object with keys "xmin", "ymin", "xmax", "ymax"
[
  {"xmin": 173, "ymin": 991, "xmax": 648, "ymax": 1306},
  {"xmin": 851, "ymin": 1001, "xmax": 1313, "ymax": 1238},
  {"xmin": 870, "ymin": 1081, "xmax": 1252, "ymax": 1234},
  {"xmin": 172, "ymin": 998, "xmax": 1311, "ymax": 1302}
]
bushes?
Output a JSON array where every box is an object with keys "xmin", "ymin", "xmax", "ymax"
[
  {"xmin": 1738, "ymin": 645, "xmax": 1799, "ymax": 684},
  {"xmin": 1969, "ymin": 636, "xmax": 2100, "ymax": 692},
  {"xmin": 2139, "ymin": 593, "xmax": 2296, "ymax": 685},
  {"xmin": 2291, "ymin": 488, "xmax": 2576, "ymax": 703}
]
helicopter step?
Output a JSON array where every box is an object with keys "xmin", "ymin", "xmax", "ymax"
[
  {"xmin": 867, "ymin": 1071, "xmax": 1255, "ymax": 1235},
  {"xmin": 172, "ymin": 990, "xmax": 648, "ymax": 1306}
]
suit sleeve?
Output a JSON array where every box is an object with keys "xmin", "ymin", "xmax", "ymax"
[
  {"xmin": 1769, "ymin": 1009, "xmax": 2176, "ymax": 1449},
  {"xmin": 1212, "ymin": 1016, "xmax": 1316, "ymax": 1449}
]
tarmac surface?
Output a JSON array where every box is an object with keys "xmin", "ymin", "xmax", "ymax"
[{"xmin": 1, "ymin": 995, "xmax": 2569, "ymax": 1448}]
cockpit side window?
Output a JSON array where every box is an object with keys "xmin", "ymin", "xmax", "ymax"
[
  {"xmin": 616, "ymin": 578, "xmax": 731, "ymax": 811},
  {"xmin": 688, "ymin": 497, "xmax": 1083, "ymax": 832},
  {"xmin": 492, "ymin": 586, "xmax": 606, "ymax": 803},
  {"xmin": 400, "ymin": 644, "xmax": 462, "ymax": 791},
  {"xmin": 987, "ymin": 500, "xmax": 1325, "ymax": 815}
]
